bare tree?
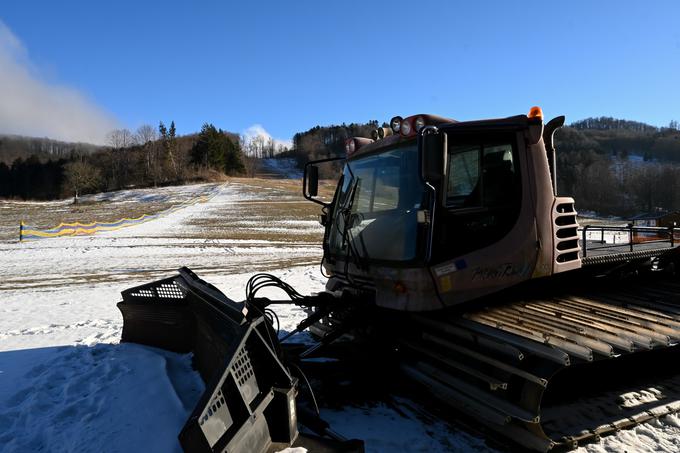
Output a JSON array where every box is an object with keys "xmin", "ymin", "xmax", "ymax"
[
  {"xmin": 243, "ymin": 155, "xmax": 259, "ymax": 177},
  {"xmin": 64, "ymin": 161, "xmax": 101, "ymax": 203},
  {"xmin": 135, "ymin": 124, "xmax": 158, "ymax": 184},
  {"xmin": 105, "ymin": 128, "xmax": 135, "ymax": 187},
  {"xmin": 135, "ymin": 124, "xmax": 157, "ymax": 145},
  {"xmin": 107, "ymin": 129, "xmax": 134, "ymax": 148}
]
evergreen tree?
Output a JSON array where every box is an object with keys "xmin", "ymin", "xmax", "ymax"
[
  {"xmin": 191, "ymin": 123, "xmax": 245, "ymax": 174},
  {"xmin": 0, "ymin": 162, "xmax": 10, "ymax": 197}
]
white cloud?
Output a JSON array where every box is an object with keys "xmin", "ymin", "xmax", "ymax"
[
  {"xmin": 241, "ymin": 124, "xmax": 292, "ymax": 152},
  {"xmin": 0, "ymin": 20, "xmax": 119, "ymax": 145}
]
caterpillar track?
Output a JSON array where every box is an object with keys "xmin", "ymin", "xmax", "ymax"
[{"xmin": 397, "ymin": 276, "xmax": 680, "ymax": 451}]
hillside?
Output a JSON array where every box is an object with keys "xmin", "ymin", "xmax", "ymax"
[
  {"xmin": 3, "ymin": 116, "xmax": 680, "ymax": 217},
  {"xmin": 0, "ymin": 134, "xmax": 103, "ymax": 165},
  {"xmin": 0, "ymin": 125, "xmax": 244, "ymax": 201},
  {"xmin": 555, "ymin": 119, "xmax": 680, "ymax": 216},
  {"xmin": 286, "ymin": 117, "xmax": 680, "ymax": 217}
]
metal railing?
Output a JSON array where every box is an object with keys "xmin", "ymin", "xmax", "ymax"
[{"xmin": 580, "ymin": 224, "xmax": 677, "ymax": 258}]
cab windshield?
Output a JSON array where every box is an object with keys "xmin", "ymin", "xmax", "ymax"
[{"xmin": 328, "ymin": 143, "xmax": 425, "ymax": 262}]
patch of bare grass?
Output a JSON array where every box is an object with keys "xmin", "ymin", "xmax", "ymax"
[{"xmin": 187, "ymin": 178, "xmax": 332, "ymax": 243}]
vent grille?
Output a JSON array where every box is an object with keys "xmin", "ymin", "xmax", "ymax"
[
  {"xmin": 200, "ymin": 390, "xmax": 228, "ymax": 426},
  {"xmin": 230, "ymin": 347, "xmax": 259, "ymax": 405},
  {"xmin": 557, "ymin": 227, "xmax": 578, "ymax": 239},
  {"xmin": 121, "ymin": 275, "xmax": 188, "ymax": 306},
  {"xmin": 124, "ymin": 277, "xmax": 186, "ymax": 304},
  {"xmin": 557, "ymin": 251, "xmax": 580, "ymax": 263},
  {"xmin": 130, "ymin": 282, "xmax": 184, "ymax": 299},
  {"xmin": 557, "ymin": 239, "xmax": 579, "ymax": 251},
  {"xmin": 198, "ymin": 389, "xmax": 234, "ymax": 448},
  {"xmin": 232, "ymin": 347, "xmax": 255, "ymax": 387},
  {"xmin": 555, "ymin": 215, "xmax": 575, "ymax": 226},
  {"xmin": 553, "ymin": 198, "xmax": 581, "ymax": 273}
]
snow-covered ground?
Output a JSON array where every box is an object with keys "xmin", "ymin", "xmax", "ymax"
[
  {"xmin": 1, "ymin": 180, "xmax": 679, "ymax": 452},
  {"xmin": 583, "ymin": 228, "xmax": 630, "ymax": 244},
  {"xmin": 259, "ymin": 157, "xmax": 303, "ymax": 179},
  {"xmin": 0, "ymin": 181, "xmax": 482, "ymax": 453}
]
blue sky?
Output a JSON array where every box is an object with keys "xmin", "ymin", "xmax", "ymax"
[{"xmin": 1, "ymin": 1, "xmax": 679, "ymax": 144}]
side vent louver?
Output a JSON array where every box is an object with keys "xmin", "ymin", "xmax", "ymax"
[{"xmin": 552, "ymin": 197, "xmax": 582, "ymax": 273}]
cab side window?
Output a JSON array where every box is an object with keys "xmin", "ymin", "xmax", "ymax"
[
  {"xmin": 482, "ymin": 144, "xmax": 516, "ymax": 207},
  {"xmin": 433, "ymin": 136, "xmax": 521, "ymax": 260},
  {"xmin": 446, "ymin": 142, "xmax": 516, "ymax": 209},
  {"xmin": 446, "ymin": 146, "xmax": 480, "ymax": 208}
]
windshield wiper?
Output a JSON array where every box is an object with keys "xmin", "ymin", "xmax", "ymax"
[
  {"xmin": 343, "ymin": 180, "xmax": 374, "ymax": 271},
  {"xmin": 329, "ymin": 163, "xmax": 371, "ymax": 277}
]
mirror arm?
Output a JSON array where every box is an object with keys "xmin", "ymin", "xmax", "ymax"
[
  {"xmin": 303, "ymin": 157, "xmax": 345, "ymax": 207},
  {"xmin": 425, "ymin": 182, "xmax": 437, "ymax": 263}
]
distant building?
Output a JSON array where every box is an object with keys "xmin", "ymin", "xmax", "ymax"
[{"xmin": 630, "ymin": 210, "xmax": 680, "ymax": 228}]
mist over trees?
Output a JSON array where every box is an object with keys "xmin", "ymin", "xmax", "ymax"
[
  {"xmin": 241, "ymin": 134, "xmax": 287, "ymax": 159},
  {"xmin": 0, "ymin": 135, "xmax": 102, "ymax": 165}
]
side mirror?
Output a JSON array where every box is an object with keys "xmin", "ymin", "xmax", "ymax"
[
  {"xmin": 308, "ymin": 165, "xmax": 319, "ymax": 197},
  {"xmin": 303, "ymin": 157, "xmax": 344, "ymax": 206},
  {"xmin": 420, "ymin": 127, "xmax": 447, "ymax": 183}
]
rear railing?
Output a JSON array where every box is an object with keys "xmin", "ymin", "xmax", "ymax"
[{"xmin": 580, "ymin": 224, "xmax": 678, "ymax": 258}]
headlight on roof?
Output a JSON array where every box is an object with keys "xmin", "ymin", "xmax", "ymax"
[
  {"xmin": 390, "ymin": 116, "xmax": 402, "ymax": 133},
  {"xmin": 414, "ymin": 116, "xmax": 426, "ymax": 132},
  {"xmin": 377, "ymin": 127, "xmax": 392, "ymax": 139},
  {"xmin": 400, "ymin": 118, "xmax": 412, "ymax": 136}
]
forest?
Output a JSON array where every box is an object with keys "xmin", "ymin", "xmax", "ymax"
[
  {"xmin": 2, "ymin": 116, "xmax": 680, "ymax": 218},
  {"xmin": 284, "ymin": 116, "xmax": 680, "ymax": 217},
  {"xmin": 555, "ymin": 118, "xmax": 680, "ymax": 216},
  {"xmin": 0, "ymin": 122, "xmax": 246, "ymax": 202}
]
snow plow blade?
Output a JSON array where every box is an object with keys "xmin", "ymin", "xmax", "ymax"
[
  {"xmin": 117, "ymin": 267, "xmax": 364, "ymax": 453},
  {"xmin": 117, "ymin": 268, "xmax": 295, "ymax": 452}
]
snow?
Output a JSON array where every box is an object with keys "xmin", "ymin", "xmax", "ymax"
[
  {"xmin": 583, "ymin": 228, "xmax": 630, "ymax": 244},
  {"xmin": 0, "ymin": 344, "xmax": 203, "ymax": 453},
  {"xmin": 1, "ymin": 180, "xmax": 679, "ymax": 452},
  {"xmin": 576, "ymin": 415, "xmax": 680, "ymax": 453},
  {"xmin": 84, "ymin": 183, "xmax": 220, "ymax": 205},
  {"xmin": 260, "ymin": 158, "xmax": 303, "ymax": 179},
  {"xmin": 2, "ymin": 181, "xmax": 473, "ymax": 452},
  {"xmin": 322, "ymin": 399, "xmax": 489, "ymax": 452}
]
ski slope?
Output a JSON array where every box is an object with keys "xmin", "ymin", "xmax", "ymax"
[{"xmin": 1, "ymin": 181, "xmax": 679, "ymax": 452}]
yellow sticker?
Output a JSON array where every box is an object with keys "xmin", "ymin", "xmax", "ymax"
[{"xmin": 439, "ymin": 275, "xmax": 452, "ymax": 292}]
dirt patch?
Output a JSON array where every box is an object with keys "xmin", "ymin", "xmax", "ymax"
[{"xmin": 186, "ymin": 177, "xmax": 334, "ymax": 243}]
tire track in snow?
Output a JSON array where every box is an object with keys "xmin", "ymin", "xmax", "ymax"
[{"xmin": 0, "ymin": 318, "xmax": 120, "ymax": 343}]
